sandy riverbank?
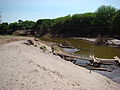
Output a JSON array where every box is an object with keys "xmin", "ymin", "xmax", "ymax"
[
  {"xmin": 73, "ymin": 37, "xmax": 120, "ymax": 46},
  {"xmin": 0, "ymin": 39, "xmax": 120, "ymax": 90}
]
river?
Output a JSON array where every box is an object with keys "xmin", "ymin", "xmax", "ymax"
[{"xmin": 40, "ymin": 37, "xmax": 120, "ymax": 59}]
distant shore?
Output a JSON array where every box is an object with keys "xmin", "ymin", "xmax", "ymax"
[{"xmin": 73, "ymin": 37, "xmax": 120, "ymax": 47}]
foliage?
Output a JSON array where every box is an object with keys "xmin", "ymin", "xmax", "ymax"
[
  {"xmin": 0, "ymin": 22, "xmax": 9, "ymax": 34},
  {"xmin": 33, "ymin": 19, "xmax": 53, "ymax": 37},
  {"xmin": 0, "ymin": 5, "xmax": 120, "ymax": 39},
  {"xmin": 95, "ymin": 5, "xmax": 117, "ymax": 26},
  {"xmin": 19, "ymin": 20, "xmax": 35, "ymax": 30},
  {"xmin": 0, "ymin": 20, "xmax": 35, "ymax": 35},
  {"xmin": 50, "ymin": 5, "xmax": 118, "ymax": 37},
  {"xmin": 112, "ymin": 10, "xmax": 120, "ymax": 38}
]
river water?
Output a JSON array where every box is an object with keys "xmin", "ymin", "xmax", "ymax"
[{"xmin": 40, "ymin": 37, "xmax": 120, "ymax": 59}]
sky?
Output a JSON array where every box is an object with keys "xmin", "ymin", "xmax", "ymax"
[{"xmin": 0, "ymin": 0, "xmax": 120, "ymax": 23}]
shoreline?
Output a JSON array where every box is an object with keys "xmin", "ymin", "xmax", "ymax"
[
  {"xmin": 0, "ymin": 36, "xmax": 120, "ymax": 90},
  {"xmin": 73, "ymin": 37, "xmax": 120, "ymax": 47}
]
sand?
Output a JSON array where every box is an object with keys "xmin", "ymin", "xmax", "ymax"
[
  {"xmin": 0, "ymin": 40, "xmax": 120, "ymax": 90},
  {"xmin": 74, "ymin": 37, "xmax": 120, "ymax": 46}
]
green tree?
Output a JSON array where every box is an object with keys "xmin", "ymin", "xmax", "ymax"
[
  {"xmin": 95, "ymin": 5, "xmax": 117, "ymax": 26},
  {"xmin": 112, "ymin": 10, "xmax": 120, "ymax": 37},
  {"xmin": 18, "ymin": 20, "xmax": 23, "ymax": 23},
  {"xmin": 9, "ymin": 22, "xmax": 19, "ymax": 34},
  {"xmin": 19, "ymin": 20, "xmax": 35, "ymax": 30},
  {"xmin": 33, "ymin": 19, "xmax": 52, "ymax": 37},
  {"xmin": 0, "ymin": 22, "xmax": 9, "ymax": 34}
]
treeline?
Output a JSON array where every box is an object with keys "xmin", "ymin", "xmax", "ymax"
[
  {"xmin": 0, "ymin": 5, "xmax": 120, "ymax": 38},
  {"xmin": 0, "ymin": 20, "xmax": 35, "ymax": 35}
]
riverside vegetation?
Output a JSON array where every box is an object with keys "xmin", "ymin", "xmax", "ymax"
[{"xmin": 0, "ymin": 5, "xmax": 120, "ymax": 39}]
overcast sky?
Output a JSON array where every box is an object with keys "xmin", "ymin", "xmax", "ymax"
[{"xmin": 0, "ymin": 0, "xmax": 120, "ymax": 23}]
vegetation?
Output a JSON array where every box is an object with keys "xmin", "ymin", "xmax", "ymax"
[
  {"xmin": 112, "ymin": 10, "xmax": 120, "ymax": 38},
  {"xmin": 0, "ymin": 5, "xmax": 120, "ymax": 39},
  {"xmin": 0, "ymin": 20, "xmax": 35, "ymax": 35}
]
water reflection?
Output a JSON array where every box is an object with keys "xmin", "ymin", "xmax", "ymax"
[{"xmin": 63, "ymin": 48, "xmax": 79, "ymax": 53}]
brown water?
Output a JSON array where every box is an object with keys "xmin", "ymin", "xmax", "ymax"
[{"xmin": 40, "ymin": 37, "xmax": 120, "ymax": 59}]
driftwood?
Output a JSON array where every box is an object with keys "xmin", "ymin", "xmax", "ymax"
[
  {"xmin": 59, "ymin": 41, "xmax": 74, "ymax": 48},
  {"xmin": 54, "ymin": 51, "xmax": 120, "ymax": 66},
  {"xmin": 34, "ymin": 38, "xmax": 39, "ymax": 42},
  {"xmin": 23, "ymin": 39, "xmax": 41, "ymax": 47},
  {"xmin": 114, "ymin": 56, "xmax": 120, "ymax": 63},
  {"xmin": 27, "ymin": 40, "xmax": 34, "ymax": 45},
  {"xmin": 55, "ymin": 52, "xmax": 120, "ymax": 69},
  {"xmin": 55, "ymin": 52, "xmax": 102, "ymax": 67},
  {"xmin": 23, "ymin": 40, "xmax": 34, "ymax": 46},
  {"xmin": 55, "ymin": 52, "xmax": 91, "ymax": 61},
  {"xmin": 51, "ymin": 44, "xmax": 120, "ymax": 71},
  {"xmin": 95, "ymin": 57, "xmax": 119, "ymax": 65},
  {"xmin": 114, "ymin": 56, "xmax": 120, "ymax": 66},
  {"xmin": 88, "ymin": 67, "xmax": 111, "ymax": 72},
  {"xmin": 76, "ymin": 64, "xmax": 111, "ymax": 72},
  {"xmin": 55, "ymin": 52, "xmax": 118, "ymax": 64}
]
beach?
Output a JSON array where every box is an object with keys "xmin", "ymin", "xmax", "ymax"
[{"xmin": 0, "ymin": 38, "xmax": 120, "ymax": 90}]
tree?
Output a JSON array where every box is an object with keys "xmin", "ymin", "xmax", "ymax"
[
  {"xmin": 33, "ymin": 19, "xmax": 53, "ymax": 37},
  {"xmin": 112, "ymin": 10, "xmax": 120, "ymax": 38},
  {"xmin": 22, "ymin": 20, "xmax": 35, "ymax": 30},
  {"xmin": 0, "ymin": 22, "xmax": 9, "ymax": 34},
  {"xmin": 95, "ymin": 5, "xmax": 117, "ymax": 26},
  {"xmin": 8, "ymin": 22, "xmax": 19, "ymax": 34},
  {"xmin": 18, "ymin": 20, "xmax": 23, "ymax": 23}
]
